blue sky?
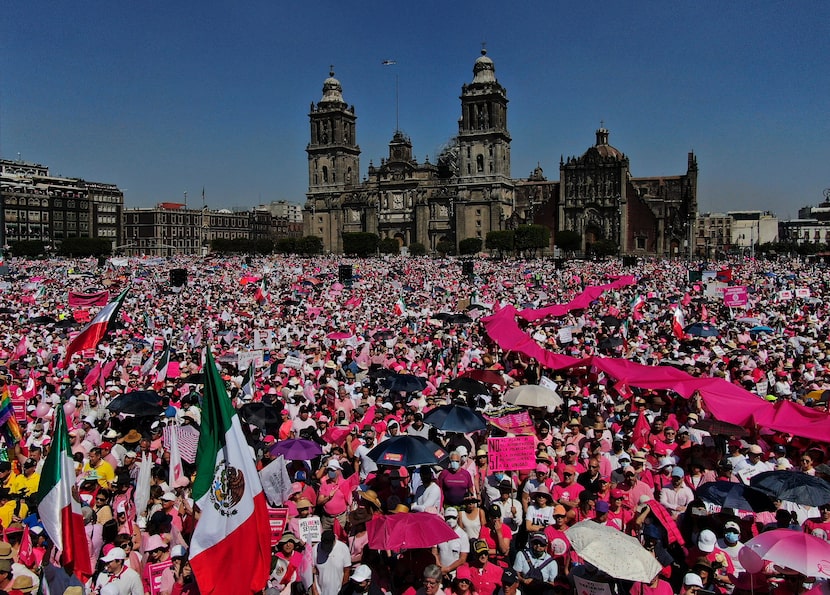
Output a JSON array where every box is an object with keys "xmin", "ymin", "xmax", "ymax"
[{"xmin": 1, "ymin": 2, "xmax": 827, "ymax": 218}]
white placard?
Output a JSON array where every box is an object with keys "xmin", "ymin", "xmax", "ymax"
[
  {"xmin": 237, "ymin": 350, "xmax": 264, "ymax": 371},
  {"xmin": 283, "ymin": 355, "xmax": 303, "ymax": 369}
]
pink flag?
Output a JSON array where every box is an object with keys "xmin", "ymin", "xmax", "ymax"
[
  {"xmin": 9, "ymin": 337, "xmax": 27, "ymax": 363},
  {"xmin": 84, "ymin": 363, "xmax": 101, "ymax": 389}
]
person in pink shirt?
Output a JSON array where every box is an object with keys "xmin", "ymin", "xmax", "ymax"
[
  {"xmin": 606, "ymin": 488, "xmax": 634, "ymax": 531},
  {"xmin": 619, "ymin": 465, "xmax": 655, "ymax": 512},
  {"xmin": 551, "ymin": 466, "xmax": 584, "ymax": 510},
  {"xmin": 317, "ymin": 459, "xmax": 351, "ymax": 531}
]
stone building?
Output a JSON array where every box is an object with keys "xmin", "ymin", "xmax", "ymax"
[{"xmin": 299, "ymin": 50, "xmax": 700, "ymax": 256}]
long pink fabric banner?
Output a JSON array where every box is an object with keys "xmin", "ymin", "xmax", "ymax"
[{"xmin": 481, "ymin": 288, "xmax": 830, "ymax": 442}]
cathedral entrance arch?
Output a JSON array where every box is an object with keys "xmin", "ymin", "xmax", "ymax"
[
  {"xmin": 394, "ymin": 233, "xmax": 406, "ymax": 247},
  {"xmin": 584, "ymin": 225, "xmax": 603, "ymax": 255}
]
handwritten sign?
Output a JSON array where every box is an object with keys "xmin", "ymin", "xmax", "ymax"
[
  {"xmin": 147, "ymin": 559, "xmax": 173, "ymax": 595},
  {"xmin": 488, "ymin": 435, "xmax": 536, "ymax": 472},
  {"xmin": 723, "ymin": 286, "xmax": 748, "ymax": 307},
  {"xmin": 237, "ymin": 350, "xmax": 264, "ymax": 371},
  {"xmin": 574, "ymin": 576, "xmax": 614, "ymax": 595},
  {"xmin": 267, "ymin": 507, "xmax": 289, "ymax": 547},
  {"xmin": 298, "ymin": 516, "xmax": 322, "ymax": 544},
  {"xmin": 283, "ymin": 355, "xmax": 303, "ymax": 370}
]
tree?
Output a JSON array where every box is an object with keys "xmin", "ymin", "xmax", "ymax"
[
  {"xmin": 409, "ymin": 242, "xmax": 427, "ymax": 256},
  {"xmin": 378, "ymin": 238, "xmax": 400, "ymax": 255},
  {"xmin": 275, "ymin": 238, "xmax": 297, "ymax": 254},
  {"xmin": 342, "ymin": 232, "xmax": 379, "ymax": 257},
  {"xmin": 296, "ymin": 236, "xmax": 323, "ymax": 255},
  {"xmin": 555, "ymin": 230, "xmax": 581, "ymax": 253},
  {"xmin": 514, "ymin": 225, "xmax": 550, "ymax": 258},
  {"xmin": 485, "ymin": 230, "xmax": 514, "ymax": 258},
  {"xmin": 458, "ymin": 237, "xmax": 482, "ymax": 255},
  {"xmin": 58, "ymin": 237, "xmax": 112, "ymax": 257},
  {"xmin": 592, "ymin": 239, "xmax": 619, "ymax": 258},
  {"xmin": 435, "ymin": 239, "xmax": 455, "ymax": 257},
  {"xmin": 8, "ymin": 240, "xmax": 47, "ymax": 258}
]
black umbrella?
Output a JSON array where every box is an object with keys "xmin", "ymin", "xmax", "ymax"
[
  {"xmin": 55, "ymin": 319, "xmax": 78, "ymax": 328},
  {"xmin": 684, "ymin": 322, "xmax": 720, "ymax": 337},
  {"xmin": 423, "ymin": 404, "xmax": 487, "ymax": 433},
  {"xmin": 0, "ymin": 307, "xmax": 15, "ymax": 314},
  {"xmin": 280, "ymin": 298, "xmax": 300, "ymax": 306},
  {"xmin": 696, "ymin": 481, "xmax": 776, "ymax": 512},
  {"xmin": 107, "ymin": 390, "xmax": 164, "ymax": 416},
  {"xmin": 384, "ymin": 373, "xmax": 428, "ymax": 393},
  {"xmin": 28, "ymin": 315, "xmax": 56, "ymax": 325},
  {"xmin": 598, "ymin": 337, "xmax": 623, "ymax": 350},
  {"xmin": 240, "ymin": 403, "xmax": 281, "ymax": 430},
  {"xmin": 367, "ymin": 366, "xmax": 393, "ymax": 379},
  {"xmin": 445, "ymin": 313, "xmax": 473, "ymax": 325},
  {"xmin": 600, "ymin": 315, "xmax": 622, "ymax": 328},
  {"xmin": 465, "ymin": 303, "xmax": 491, "ymax": 312},
  {"xmin": 367, "ymin": 435, "xmax": 448, "ymax": 467},
  {"xmin": 432, "ymin": 313, "xmax": 452, "ymax": 321},
  {"xmin": 751, "ymin": 471, "xmax": 830, "ymax": 507},
  {"xmin": 371, "ymin": 330, "xmax": 396, "ymax": 341},
  {"xmin": 447, "ymin": 377, "xmax": 490, "ymax": 395}
]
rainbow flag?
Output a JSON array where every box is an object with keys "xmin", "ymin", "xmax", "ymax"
[{"xmin": 0, "ymin": 384, "xmax": 22, "ymax": 446}]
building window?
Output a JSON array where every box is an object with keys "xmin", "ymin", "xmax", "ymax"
[
  {"xmin": 476, "ymin": 155, "xmax": 484, "ymax": 172},
  {"xmin": 636, "ymin": 237, "xmax": 646, "ymax": 250}
]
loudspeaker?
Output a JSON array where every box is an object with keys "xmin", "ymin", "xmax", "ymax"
[
  {"xmin": 170, "ymin": 268, "xmax": 187, "ymax": 287},
  {"xmin": 97, "ymin": 256, "xmax": 106, "ymax": 268},
  {"xmin": 245, "ymin": 256, "xmax": 252, "ymax": 266},
  {"xmin": 461, "ymin": 261, "xmax": 474, "ymax": 277},
  {"xmin": 622, "ymin": 256, "xmax": 637, "ymax": 267},
  {"xmin": 338, "ymin": 265, "xmax": 352, "ymax": 283}
]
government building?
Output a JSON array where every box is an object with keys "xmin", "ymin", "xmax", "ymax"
[{"xmin": 303, "ymin": 51, "xmax": 699, "ymax": 256}]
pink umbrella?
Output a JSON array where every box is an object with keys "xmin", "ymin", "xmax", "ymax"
[
  {"xmin": 744, "ymin": 528, "xmax": 830, "ymax": 578},
  {"xmin": 367, "ymin": 512, "xmax": 458, "ymax": 550},
  {"xmin": 326, "ymin": 331, "xmax": 352, "ymax": 340},
  {"xmin": 331, "ymin": 282, "xmax": 344, "ymax": 291}
]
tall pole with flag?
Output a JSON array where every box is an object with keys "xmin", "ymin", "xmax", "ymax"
[
  {"xmin": 61, "ymin": 288, "xmax": 129, "ymax": 367},
  {"xmin": 190, "ymin": 348, "xmax": 270, "ymax": 594},
  {"xmin": 35, "ymin": 397, "xmax": 92, "ymax": 579}
]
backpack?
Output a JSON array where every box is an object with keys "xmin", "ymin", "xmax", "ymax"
[{"xmin": 522, "ymin": 550, "xmax": 556, "ymax": 582}]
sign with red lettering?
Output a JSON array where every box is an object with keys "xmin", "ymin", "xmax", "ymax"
[
  {"xmin": 487, "ymin": 435, "xmax": 536, "ymax": 472},
  {"xmin": 268, "ymin": 506, "xmax": 289, "ymax": 547},
  {"xmin": 147, "ymin": 559, "xmax": 173, "ymax": 595}
]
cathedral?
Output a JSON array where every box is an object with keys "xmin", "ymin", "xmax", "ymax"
[{"xmin": 303, "ymin": 51, "xmax": 698, "ymax": 256}]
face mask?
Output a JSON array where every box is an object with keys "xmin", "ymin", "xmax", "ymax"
[
  {"xmin": 724, "ymin": 531, "xmax": 739, "ymax": 545},
  {"xmin": 495, "ymin": 473, "xmax": 505, "ymax": 482},
  {"xmin": 446, "ymin": 517, "xmax": 458, "ymax": 528},
  {"xmin": 327, "ymin": 470, "xmax": 337, "ymax": 479},
  {"xmin": 449, "ymin": 461, "xmax": 460, "ymax": 471}
]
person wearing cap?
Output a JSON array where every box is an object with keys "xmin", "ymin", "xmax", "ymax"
[
  {"xmin": 0, "ymin": 488, "xmax": 26, "ymax": 529},
  {"xmin": 311, "ymin": 529, "xmax": 351, "ymax": 595},
  {"xmin": 95, "ymin": 547, "xmax": 143, "ymax": 595},
  {"xmin": 659, "ymin": 466, "xmax": 694, "ymax": 520},
  {"xmin": 0, "ymin": 558, "xmax": 12, "ymax": 592},
  {"xmin": 317, "ymin": 458, "xmax": 350, "ymax": 532},
  {"xmin": 554, "ymin": 444, "xmax": 585, "ymax": 481},
  {"xmin": 551, "ymin": 465, "xmax": 584, "ymax": 511},
  {"xmin": 141, "ymin": 534, "xmax": 171, "ymax": 593},
  {"xmin": 80, "ymin": 415, "xmax": 102, "ymax": 447},
  {"xmin": 437, "ymin": 507, "xmax": 470, "ymax": 577},
  {"xmin": 10, "ymin": 457, "xmax": 40, "ymax": 497},
  {"xmin": 681, "ymin": 572, "xmax": 705, "ymax": 595},
  {"xmin": 267, "ymin": 532, "xmax": 302, "ymax": 594},
  {"xmin": 685, "ymin": 529, "xmax": 735, "ymax": 592},
  {"xmin": 514, "ymin": 532, "xmax": 557, "ymax": 594},
  {"xmin": 490, "ymin": 478, "xmax": 522, "ymax": 532},
  {"xmin": 521, "ymin": 463, "xmax": 553, "ymax": 513},
  {"xmin": 466, "ymin": 538, "xmax": 504, "ymax": 595},
  {"xmin": 716, "ymin": 520, "xmax": 746, "ymax": 578},
  {"xmin": 336, "ymin": 563, "xmax": 383, "ymax": 595},
  {"xmin": 733, "ymin": 444, "xmax": 773, "ymax": 477}
]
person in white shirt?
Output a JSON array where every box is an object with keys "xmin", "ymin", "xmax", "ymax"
[
  {"xmin": 659, "ymin": 467, "xmax": 695, "ymax": 519},
  {"xmin": 437, "ymin": 508, "xmax": 470, "ymax": 576},
  {"xmin": 94, "ymin": 547, "xmax": 143, "ymax": 595},
  {"xmin": 411, "ymin": 467, "xmax": 442, "ymax": 514}
]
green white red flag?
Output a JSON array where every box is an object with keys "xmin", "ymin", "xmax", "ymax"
[
  {"xmin": 35, "ymin": 399, "xmax": 92, "ymax": 579},
  {"xmin": 61, "ymin": 288, "xmax": 128, "ymax": 367},
  {"xmin": 190, "ymin": 348, "xmax": 270, "ymax": 594}
]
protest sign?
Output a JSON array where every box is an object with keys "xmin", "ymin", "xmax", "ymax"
[
  {"xmin": 574, "ymin": 576, "xmax": 614, "ymax": 595},
  {"xmin": 267, "ymin": 507, "xmax": 289, "ymax": 547},
  {"xmin": 487, "ymin": 435, "xmax": 536, "ymax": 472},
  {"xmin": 237, "ymin": 349, "xmax": 264, "ymax": 370},
  {"xmin": 723, "ymin": 286, "xmax": 748, "ymax": 307},
  {"xmin": 147, "ymin": 560, "xmax": 173, "ymax": 595},
  {"xmin": 298, "ymin": 516, "xmax": 322, "ymax": 544}
]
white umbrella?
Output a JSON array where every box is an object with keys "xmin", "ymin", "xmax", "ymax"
[
  {"xmin": 567, "ymin": 520, "xmax": 663, "ymax": 583},
  {"xmin": 504, "ymin": 384, "xmax": 563, "ymax": 409}
]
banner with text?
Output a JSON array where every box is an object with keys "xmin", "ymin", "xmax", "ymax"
[{"xmin": 487, "ymin": 435, "xmax": 536, "ymax": 472}]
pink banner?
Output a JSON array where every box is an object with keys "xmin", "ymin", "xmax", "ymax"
[
  {"xmin": 484, "ymin": 408, "xmax": 536, "ymax": 435},
  {"xmin": 68, "ymin": 290, "xmax": 110, "ymax": 307},
  {"xmin": 723, "ymin": 286, "xmax": 748, "ymax": 307},
  {"xmin": 488, "ymin": 435, "xmax": 536, "ymax": 472}
]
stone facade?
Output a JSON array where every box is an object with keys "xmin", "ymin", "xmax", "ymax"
[{"xmin": 303, "ymin": 52, "xmax": 698, "ymax": 256}]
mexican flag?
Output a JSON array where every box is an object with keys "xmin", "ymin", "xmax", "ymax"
[
  {"xmin": 61, "ymin": 288, "xmax": 129, "ymax": 367},
  {"xmin": 254, "ymin": 276, "xmax": 268, "ymax": 304},
  {"xmin": 153, "ymin": 341, "xmax": 171, "ymax": 389},
  {"xmin": 671, "ymin": 306, "xmax": 686, "ymax": 340},
  {"xmin": 190, "ymin": 348, "xmax": 270, "ymax": 595},
  {"xmin": 393, "ymin": 297, "xmax": 407, "ymax": 317},
  {"xmin": 35, "ymin": 398, "xmax": 92, "ymax": 579}
]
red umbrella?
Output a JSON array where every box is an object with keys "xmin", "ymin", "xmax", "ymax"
[
  {"xmin": 326, "ymin": 331, "xmax": 352, "ymax": 340},
  {"xmin": 367, "ymin": 512, "xmax": 457, "ymax": 550},
  {"xmin": 461, "ymin": 368, "xmax": 506, "ymax": 386}
]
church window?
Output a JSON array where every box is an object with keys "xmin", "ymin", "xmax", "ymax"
[
  {"xmin": 322, "ymin": 166, "xmax": 329, "ymax": 183},
  {"xmin": 476, "ymin": 155, "xmax": 484, "ymax": 172},
  {"xmin": 636, "ymin": 237, "xmax": 646, "ymax": 250}
]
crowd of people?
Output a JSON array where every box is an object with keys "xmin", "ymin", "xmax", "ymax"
[{"xmin": 0, "ymin": 253, "xmax": 828, "ymax": 595}]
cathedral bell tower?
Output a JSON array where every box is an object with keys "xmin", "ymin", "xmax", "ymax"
[{"xmin": 306, "ymin": 68, "xmax": 360, "ymax": 194}]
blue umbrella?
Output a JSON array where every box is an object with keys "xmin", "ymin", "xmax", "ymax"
[
  {"xmin": 696, "ymin": 481, "xmax": 775, "ymax": 512},
  {"xmin": 684, "ymin": 322, "xmax": 720, "ymax": 337},
  {"xmin": 384, "ymin": 373, "xmax": 428, "ymax": 393},
  {"xmin": 750, "ymin": 325, "xmax": 774, "ymax": 334},
  {"xmin": 423, "ymin": 404, "xmax": 487, "ymax": 433},
  {"xmin": 366, "ymin": 436, "xmax": 448, "ymax": 467}
]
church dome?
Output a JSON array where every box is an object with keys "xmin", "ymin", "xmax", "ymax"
[
  {"xmin": 589, "ymin": 127, "xmax": 624, "ymax": 160},
  {"xmin": 472, "ymin": 49, "xmax": 496, "ymax": 84},
  {"xmin": 321, "ymin": 69, "xmax": 344, "ymax": 103}
]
